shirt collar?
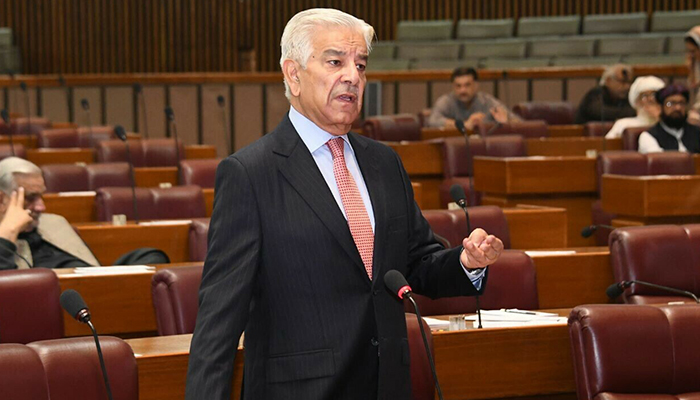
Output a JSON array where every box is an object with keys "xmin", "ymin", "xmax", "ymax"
[
  {"xmin": 288, "ymin": 106, "xmax": 350, "ymax": 154},
  {"xmin": 660, "ymin": 121, "xmax": 684, "ymax": 139}
]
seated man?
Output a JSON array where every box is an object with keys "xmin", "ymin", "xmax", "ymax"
[
  {"xmin": 605, "ymin": 76, "xmax": 664, "ymax": 139},
  {"xmin": 638, "ymin": 84, "xmax": 700, "ymax": 154},
  {"xmin": 0, "ymin": 157, "xmax": 169, "ymax": 269},
  {"xmin": 575, "ymin": 64, "xmax": 635, "ymax": 124},
  {"xmin": 427, "ymin": 67, "xmax": 521, "ymax": 130},
  {"xmin": 686, "ymin": 25, "xmax": 700, "ymax": 125}
]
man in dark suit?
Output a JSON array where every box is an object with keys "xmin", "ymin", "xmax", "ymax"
[{"xmin": 186, "ymin": 8, "xmax": 503, "ymax": 400}]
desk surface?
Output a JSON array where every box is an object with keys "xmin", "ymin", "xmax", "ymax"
[
  {"xmin": 126, "ymin": 312, "xmax": 576, "ymax": 400},
  {"xmin": 602, "ymin": 174, "xmax": 700, "ymax": 219}
]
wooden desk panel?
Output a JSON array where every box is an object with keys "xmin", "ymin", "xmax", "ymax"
[
  {"xmin": 184, "ymin": 145, "xmax": 217, "ymax": 159},
  {"xmin": 44, "ymin": 193, "xmax": 97, "ymax": 223},
  {"xmin": 27, "ymin": 148, "xmax": 95, "ymax": 165},
  {"xmin": 203, "ymin": 188, "xmax": 214, "ymax": 216},
  {"xmin": 601, "ymin": 175, "xmax": 700, "ymax": 218},
  {"xmin": 387, "ymin": 141, "xmax": 443, "ymax": 209},
  {"xmin": 134, "ymin": 167, "xmax": 179, "ymax": 187},
  {"xmin": 526, "ymin": 137, "xmax": 622, "ymax": 157},
  {"xmin": 74, "ymin": 223, "xmax": 191, "ymax": 265},
  {"xmin": 502, "ymin": 206, "xmax": 568, "ymax": 249},
  {"xmin": 127, "ymin": 322, "xmax": 576, "ymax": 400},
  {"xmin": 547, "ymin": 125, "xmax": 584, "ymax": 137},
  {"xmin": 0, "ymin": 134, "xmax": 37, "ymax": 148}
]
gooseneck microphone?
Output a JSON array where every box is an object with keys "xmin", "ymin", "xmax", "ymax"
[
  {"xmin": 217, "ymin": 95, "xmax": 231, "ymax": 154},
  {"xmin": 449, "ymin": 183, "xmax": 484, "ymax": 329},
  {"xmin": 453, "ymin": 120, "xmax": 477, "ymax": 207},
  {"xmin": 384, "ymin": 270, "xmax": 444, "ymax": 400},
  {"xmin": 1, "ymin": 109, "xmax": 15, "ymax": 156},
  {"xmin": 60, "ymin": 289, "xmax": 114, "ymax": 400},
  {"xmin": 115, "ymin": 125, "xmax": 140, "ymax": 223},
  {"xmin": 20, "ymin": 81, "xmax": 30, "ymax": 134},
  {"xmin": 164, "ymin": 106, "xmax": 182, "ymax": 177},
  {"xmin": 81, "ymin": 98, "xmax": 96, "ymax": 148},
  {"xmin": 133, "ymin": 83, "xmax": 149, "ymax": 139},
  {"xmin": 580, "ymin": 224, "xmax": 616, "ymax": 238},
  {"xmin": 606, "ymin": 280, "xmax": 700, "ymax": 303}
]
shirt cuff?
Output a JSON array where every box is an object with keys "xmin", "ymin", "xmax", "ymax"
[{"xmin": 459, "ymin": 249, "xmax": 487, "ymax": 291}]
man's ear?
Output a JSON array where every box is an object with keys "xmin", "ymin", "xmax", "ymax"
[{"xmin": 282, "ymin": 59, "xmax": 302, "ymax": 97}]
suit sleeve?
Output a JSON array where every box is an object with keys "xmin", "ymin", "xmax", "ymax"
[
  {"xmin": 392, "ymin": 152, "xmax": 487, "ymax": 299},
  {"xmin": 185, "ymin": 156, "xmax": 261, "ymax": 400},
  {"xmin": 0, "ymin": 238, "xmax": 18, "ymax": 270}
]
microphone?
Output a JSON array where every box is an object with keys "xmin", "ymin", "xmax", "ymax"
[
  {"xmin": 81, "ymin": 98, "xmax": 95, "ymax": 148},
  {"xmin": 133, "ymin": 83, "xmax": 149, "ymax": 139},
  {"xmin": 60, "ymin": 290, "xmax": 115, "ymax": 400},
  {"xmin": 115, "ymin": 125, "xmax": 140, "ymax": 223},
  {"xmin": 606, "ymin": 280, "xmax": 700, "ymax": 303},
  {"xmin": 454, "ymin": 120, "xmax": 477, "ymax": 207},
  {"xmin": 20, "ymin": 81, "xmax": 30, "ymax": 134},
  {"xmin": 0, "ymin": 109, "xmax": 15, "ymax": 156},
  {"xmin": 449, "ymin": 184, "xmax": 484, "ymax": 329},
  {"xmin": 217, "ymin": 95, "xmax": 231, "ymax": 154},
  {"xmin": 384, "ymin": 270, "xmax": 444, "ymax": 400},
  {"xmin": 164, "ymin": 106, "xmax": 182, "ymax": 177},
  {"xmin": 580, "ymin": 224, "xmax": 615, "ymax": 238}
]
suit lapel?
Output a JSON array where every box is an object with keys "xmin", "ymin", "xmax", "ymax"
[
  {"xmin": 349, "ymin": 133, "xmax": 387, "ymax": 285},
  {"xmin": 273, "ymin": 118, "xmax": 367, "ymax": 276}
]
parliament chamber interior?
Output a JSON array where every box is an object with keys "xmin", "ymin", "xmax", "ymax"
[{"xmin": 1, "ymin": 1, "xmax": 700, "ymax": 399}]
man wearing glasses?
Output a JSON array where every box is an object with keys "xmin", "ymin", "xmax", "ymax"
[
  {"xmin": 638, "ymin": 84, "xmax": 700, "ymax": 154},
  {"xmin": 575, "ymin": 64, "xmax": 636, "ymax": 124}
]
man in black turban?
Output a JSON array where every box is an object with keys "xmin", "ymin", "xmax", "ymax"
[{"xmin": 637, "ymin": 84, "xmax": 700, "ymax": 154}]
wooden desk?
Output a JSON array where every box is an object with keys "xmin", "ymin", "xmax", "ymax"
[
  {"xmin": 134, "ymin": 167, "xmax": 178, "ymax": 187},
  {"xmin": 0, "ymin": 134, "xmax": 37, "ymax": 148},
  {"xmin": 126, "ymin": 319, "xmax": 576, "ymax": 400},
  {"xmin": 27, "ymin": 148, "xmax": 95, "ymax": 165},
  {"xmin": 502, "ymin": 205, "xmax": 567, "ymax": 249},
  {"xmin": 526, "ymin": 137, "xmax": 622, "ymax": 157},
  {"xmin": 74, "ymin": 222, "xmax": 191, "ymax": 265},
  {"xmin": 547, "ymin": 125, "xmax": 584, "ymax": 137},
  {"xmin": 602, "ymin": 174, "xmax": 700, "ymax": 224},
  {"xmin": 420, "ymin": 125, "xmax": 587, "ymax": 141},
  {"xmin": 44, "ymin": 193, "xmax": 97, "ymax": 222},
  {"xmin": 53, "ymin": 247, "xmax": 613, "ymax": 338},
  {"xmin": 386, "ymin": 141, "xmax": 443, "ymax": 209},
  {"xmin": 184, "ymin": 145, "xmax": 217, "ymax": 159},
  {"xmin": 474, "ymin": 156, "xmax": 597, "ymax": 247}
]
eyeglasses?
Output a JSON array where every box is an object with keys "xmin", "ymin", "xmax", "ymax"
[{"xmin": 665, "ymin": 100, "xmax": 687, "ymax": 108}]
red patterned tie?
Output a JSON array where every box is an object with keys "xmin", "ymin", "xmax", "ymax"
[{"xmin": 327, "ymin": 138, "xmax": 374, "ymax": 279}]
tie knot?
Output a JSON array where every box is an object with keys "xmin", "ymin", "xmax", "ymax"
[{"xmin": 327, "ymin": 137, "xmax": 345, "ymax": 160}]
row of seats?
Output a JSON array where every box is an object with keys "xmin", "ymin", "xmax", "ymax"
[
  {"xmin": 41, "ymin": 159, "xmax": 219, "ymax": 192},
  {"xmin": 395, "ymin": 11, "xmax": 700, "ymax": 41},
  {"xmin": 0, "ymin": 117, "xmax": 51, "ymax": 135},
  {"xmin": 370, "ymin": 32, "xmax": 686, "ymax": 71}
]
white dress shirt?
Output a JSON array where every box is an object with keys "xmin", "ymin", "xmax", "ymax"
[{"xmin": 638, "ymin": 122, "xmax": 687, "ymax": 154}]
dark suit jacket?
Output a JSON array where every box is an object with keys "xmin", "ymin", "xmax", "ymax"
[{"xmin": 185, "ymin": 115, "xmax": 485, "ymax": 400}]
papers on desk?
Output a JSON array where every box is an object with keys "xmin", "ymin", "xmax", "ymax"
[
  {"xmin": 72, "ymin": 265, "xmax": 156, "ymax": 276},
  {"xmin": 58, "ymin": 191, "xmax": 96, "ymax": 197},
  {"xmin": 137, "ymin": 220, "xmax": 192, "ymax": 226},
  {"xmin": 422, "ymin": 317, "xmax": 451, "ymax": 330},
  {"xmin": 465, "ymin": 309, "xmax": 567, "ymax": 329},
  {"xmin": 524, "ymin": 250, "xmax": 577, "ymax": 257}
]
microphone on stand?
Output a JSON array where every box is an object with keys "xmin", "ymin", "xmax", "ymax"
[
  {"xmin": 1, "ymin": 109, "xmax": 15, "ymax": 156},
  {"xmin": 164, "ymin": 106, "xmax": 182, "ymax": 178},
  {"xmin": 133, "ymin": 83, "xmax": 149, "ymax": 139},
  {"xmin": 606, "ymin": 280, "xmax": 700, "ymax": 303},
  {"xmin": 19, "ymin": 81, "xmax": 30, "ymax": 134},
  {"xmin": 217, "ymin": 95, "xmax": 231, "ymax": 155},
  {"xmin": 454, "ymin": 120, "xmax": 477, "ymax": 207},
  {"xmin": 384, "ymin": 270, "xmax": 444, "ymax": 400},
  {"xmin": 60, "ymin": 289, "xmax": 115, "ymax": 400},
  {"xmin": 449, "ymin": 184, "xmax": 483, "ymax": 329},
  {"xmin": 114, "ymin": 125, "xmax": 140, "ymax": 223},
  {"xmin": 81, "ymin": 98, "xmax": 95, "ymax": 148},
  {"xmin": 580, "ymin": 224, "xmax": 616, "ymax": 238}
]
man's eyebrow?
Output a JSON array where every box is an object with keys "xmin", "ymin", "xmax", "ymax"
[{"xmin": 322, "ymin": 49, "xmax": 345, "ymax": 57}]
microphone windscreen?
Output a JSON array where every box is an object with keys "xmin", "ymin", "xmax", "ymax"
[
  {"xmin": 580, "ymin": 225, "xmax": 597, "ymax": 238},
  {"xmin": 165, "ymin": 106, "xmax": 174, "ymax": 120},
  {"xmin": 0, "ymin": 109, "xmax": 9, "ymax": 123},
  {"xmin": 58, "ymin": 76, "xmax": 66, "ymax": 86},
  {"xmin": 60, "ymin": 289, "xmax": 88, "ymax": 319},
  {"xmin": 605, "ymin": 282, "xmax": 625, "ymax": 300},
  {"xmin": 80, "ymin": 99, "xmax": 89, "ymax": 110},
  {"xmin": 384, "ymin": 270, "xmax": 411, "ymax": 300},
  {"xmin": 114, "ymin": 125, "xmax": 127, "ymax": 141},
  {"xmin": 449, "ymin": 184, "xmax": 467, "ymax": 205},
  {"xmin": 217, "ymin": 95, "xmax": 225, "ymax": 107},
  {"xmin": 133, "ymin": 83, "xmax": 142, "ymax": 93},
  {"xmin": 19, "ymin": 81, "xmax": 27, "ymax": 91},
  {"xmin": 454, "ymin": 119, "xmax": 466, "ymax": 134}
]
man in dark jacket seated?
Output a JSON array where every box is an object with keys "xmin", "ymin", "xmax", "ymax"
[
  {"xmin": 638, "ymin": 84, "xmax": 700, "ymax": 154},
  {"xmin": 575, "ymin": 64, "xmax": 636, "ymax": 124},
  {"xmin": 0, "ymin": 157, "xmax": 169, "ymax": 269}
]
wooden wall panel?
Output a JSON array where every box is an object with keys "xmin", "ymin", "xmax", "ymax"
[{"xmin": 0, "ymin": 0, "xmax": 698, "ymax": 74}]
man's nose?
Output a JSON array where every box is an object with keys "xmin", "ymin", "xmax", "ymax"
[
  {"xmin": 342, "ymin": 63, "xmax": 360, "ymax": 85},
  {"xmin": 32, "ymin": 198, "xmax": 46, "ymax": 213}
]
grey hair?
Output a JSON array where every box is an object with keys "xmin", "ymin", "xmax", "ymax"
[
  {"xmin": 279, "ymin": 8, "xmax": 375, "ymax": 99},
  {"xmin": 0, "ymin": 157, "xmax": 41, "ymax": 195},
  {"xmin": 600, "ymin": 63, "xmax": 631, "ymax": 86}
]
